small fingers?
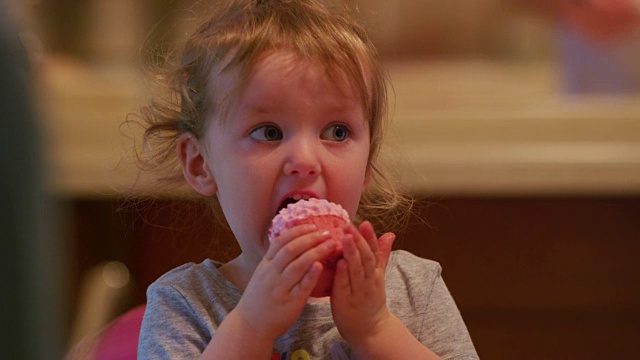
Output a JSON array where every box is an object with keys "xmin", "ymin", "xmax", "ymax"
[
  {"xmin": 280, "ymin": 235, "xmax": 336, "ymax": 284},
  {"xmin": 359, "ymin": 221, "xmax": 380, "ymax": 257},
  {"xmin": 333, "ymin": 258, "xmax": 350, "ymax": 293},
  {"xmin": 378, "ymin": 232, "xmax": 396, "ymax": 270},
  {"xmin": 358, "ymin": 221, "xmax": 380, "ymax": 271},
  {"xmin": 264, "ymin": 224, "xmax": 319, "ymax": 263},
  {"xmin": 291, "ymin": 261, "xmax": 323, "ymax": 297},
  {"xmin": 345, "ymin": 223, "xmax": 376, "ymax": 277},
  {"xmin": 342, "ymin": 233, "xmax": 365, "ymax": 286}
]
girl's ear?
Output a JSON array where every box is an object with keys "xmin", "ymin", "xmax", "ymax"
[{"xmin": 177, "ymin": 133, "xmax": 217, "ymax": 196}]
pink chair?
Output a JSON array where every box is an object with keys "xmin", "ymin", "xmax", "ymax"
[{"xmin": 66, "ymin": 305, "xmax": 146, "ymax": 360}]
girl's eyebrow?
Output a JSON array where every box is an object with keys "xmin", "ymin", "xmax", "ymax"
[
  {"xmin": 246, "ymin": 104, "xmax": 272, "ymax": 113},
  {"xmin": 242, "ymin": 95, "xmax": 361, "ymax": 115}
]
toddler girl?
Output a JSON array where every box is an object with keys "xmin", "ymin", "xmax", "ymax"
[{"xmin": 137, "ymin": 1, "xmax": 478, "ymax": 359}]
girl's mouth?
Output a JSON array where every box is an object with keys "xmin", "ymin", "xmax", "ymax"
[{"xmin": 277, "ymin": 194, "xmax": 315, "ymax": 214}]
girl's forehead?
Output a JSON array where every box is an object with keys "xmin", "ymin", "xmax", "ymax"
[
  {"xmin": 208, "ymin": 50, "xmax": 369, "ymax": 118},
  {"xmin": 225, "ymin": 50, "xmax": 362, "ymax": 88},
  {"xmin": 249, "ymin": 53, "xmax": 359, "ymax": 95}
]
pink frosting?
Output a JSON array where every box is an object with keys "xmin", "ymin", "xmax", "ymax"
[{"xmin": 269, "ymin": 198, "xmax": 350, "ymax": 241}]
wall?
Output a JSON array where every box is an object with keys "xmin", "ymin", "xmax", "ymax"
[
  {"xmin": 11, "ymin": 0, "xmax": 640, "ymax": 357},
  {"xmin": 68, "ymin": 196, "xmax": 640, "ymax": 359}
]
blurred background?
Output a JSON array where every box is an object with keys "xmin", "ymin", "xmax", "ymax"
[{"xmin": 2, "ymin": 0, "xmax": 640, "ymax": 359}]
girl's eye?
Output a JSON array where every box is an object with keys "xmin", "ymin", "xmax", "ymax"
[
  {"xmin": 321, "ymin": 124, "xmax": 350, "ymax": 142},
  {"xmin": 249, "ymin": 125, "xmax": 283, "ymax": 141}
]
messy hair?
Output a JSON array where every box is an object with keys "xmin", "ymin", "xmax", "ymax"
[{"xmin": 136, "ymin": 0, "xmax": 413, "ymax": 235}]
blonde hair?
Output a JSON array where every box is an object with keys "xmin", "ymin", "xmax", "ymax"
[{"xmin": 137, "ymin": 0, "xmax": 413, "ymax": 234}]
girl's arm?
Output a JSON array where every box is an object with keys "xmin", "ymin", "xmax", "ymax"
[
  {"xmin": 349, "ymin": 313, "xmax": 441, "ymax": 360},
  {"xmin": 199, "ymin": 309, "xmax": 274, "ymax": 359},
  {"xmin": 331, "ymin": 222, "xmax": 442, "ymax": 359},
  {"xmin": 199, "ymin": 225, "xmax": 337, "ymax": 359}
]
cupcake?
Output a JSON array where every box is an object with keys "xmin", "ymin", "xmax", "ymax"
[{"xmin": 269, "ymin": 198, "xmax": 350, "ymax": 297}]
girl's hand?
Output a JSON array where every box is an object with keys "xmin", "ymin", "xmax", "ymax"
[
  {"xmin": 233, "ymin": 224, "xmax": 337, "ymax": 343},
  {"xmin": 330, "ymin": 221, "xmax": 396, "ymax": 348}
]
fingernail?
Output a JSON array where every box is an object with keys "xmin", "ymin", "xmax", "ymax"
[{"xmin": 320, "ymin": 230, "xmax": 331, "ymax": 238}]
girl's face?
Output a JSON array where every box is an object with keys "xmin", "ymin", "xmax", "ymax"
[{"xmin": 201, "ymin": 51, "xmax": 371, "ymax": 266}]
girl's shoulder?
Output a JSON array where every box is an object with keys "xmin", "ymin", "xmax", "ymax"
[
  {"xmin": 387, "ymin": 249, "xmax": 442, "ymax": 279},
  {"xmin": 148, "ymin": 259, "xmax": 242, "ymax": 304},
  {"xmin": 153, "ymin": 259, "xmax": 222, "ymax": 286},
  {"xmin": 385, "ymin": 250, "xmax": 444, "ymax": 307}
]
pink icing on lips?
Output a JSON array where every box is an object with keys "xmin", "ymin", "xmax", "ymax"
[{"xmin": 268, "ymin": 198, "xmax": 350, "ymax": 241}]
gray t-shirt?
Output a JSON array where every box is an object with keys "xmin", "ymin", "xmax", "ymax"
[{"xmin": 138, "ymin": 250, "xmax": 479, "ymax": 359}]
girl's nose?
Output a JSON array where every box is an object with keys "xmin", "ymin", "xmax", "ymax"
[{"xmin": 282, "ymin": 139, "xmax": 321, "ymax": 177}]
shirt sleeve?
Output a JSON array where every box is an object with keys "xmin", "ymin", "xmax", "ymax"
[
  {"xmin": 420, "ymin": 273, "xmax": 480, "ymax": 360},
  {"xmin": 137, "ymin": 281, "xmax": 211, "ymax": 359}
]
